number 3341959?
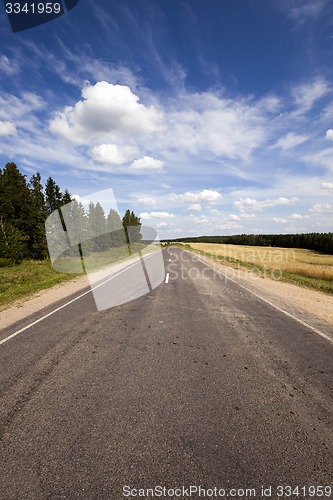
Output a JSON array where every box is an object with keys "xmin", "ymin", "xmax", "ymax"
[{"xmin": 5, "ymin": 3, "xmax": 62, "ymax": 14}]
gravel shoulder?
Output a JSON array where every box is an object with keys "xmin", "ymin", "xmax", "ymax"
[{"xmin": 1, "ymin": 252, "xmax": 333, "ymax": 330}]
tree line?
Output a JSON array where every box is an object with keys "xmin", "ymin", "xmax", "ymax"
[
  {"xmin": 0, "ymin": 162, "xmax": 141, "ymax": 264},
  {"xmin": 166, "ymin": 232, "xmax": 333, "ymax": 254}
]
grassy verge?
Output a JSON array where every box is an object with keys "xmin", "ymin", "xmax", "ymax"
[
  {"xmin": 174, "ymin": 242, "xmax": 333, "ymax": 295},
  {"xmin": 0, "ymin": 259, "xmax": 79, "ymax": 310},
  {"xmin": 0, "ymin": 243, "xmax": 160, "ymax": 310}
]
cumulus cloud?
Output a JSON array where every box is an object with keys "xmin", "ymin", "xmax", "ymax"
[
  {"xmin": 189, "ymin": 215, "xmax": 209, "ymax": 224},
  {"xmin": 90, "ymin": 143, "xmax": 139, "ymax": 164},
  {"xmin": 321, "ymin": 182, "xmax": 333, "ymax": 189},
  {"xmin": 310, "ymin": 203, "xmax": 333, "ymax": 213},
  {"xmin": 234, "ymin": 196, "xmax": 299, "ymax": 211},
  {"xmin": 130, "ymin": 156, "xmax": 164, "ymax": 172},
  {"xmin": 228, "ymin": 213, "xmax": 255, "ymax": 221},
  {"xmin": 326, "ymin": 129, "xmax": 333, "ymax": 141},
  {"xmin": 271, "ymin": 132, "xmax": 308, "ymax": 151},
  {"xmin": 138, "ymin": 197, "xmax": 156, "ymax": 206},
  {"xmin": 273, "ymin": 217, "xmax": 287, "ymax": 223},
  {"xmin": 187, "ymin": 203, "xmax": 202, "ymax": 212},
  {"xmin": 289, "ymin": 213, "xmax": 309, "ymax": 220},
  {"xmin": 140, "ymin": 211, "xmax": 175, "ymax": 220},
  {"xmin": 50, "ymin": 81, "xmax": 163, "ymax": 144},
  {"xmin": 169, "ymin": 189, "xmax": 222, "ymax": 205},
  {"xmin": 0, "ymin": 121, "xmax": 17, "ymax": 136}
]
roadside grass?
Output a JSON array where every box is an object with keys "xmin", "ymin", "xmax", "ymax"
[
  {"xmin": 174, "ymin": 242, "xmax": 333, "ymax": 295},
  {"xmin": 0, "ymin": 259, "xmax": 79, "ymax": 310},
  {"xmin": 0, "ymin": 243, "xmax": 160, "ymax": 310}
]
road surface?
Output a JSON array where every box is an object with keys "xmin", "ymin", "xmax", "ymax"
[{"xmin": 1, "ymin": 247, "xmax": 332, "ymax": 499}]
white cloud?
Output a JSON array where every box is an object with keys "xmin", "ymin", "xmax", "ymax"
[
  {"xmin": 130, "ymin": 156, "xmax": 164, "ymax": 172},
  {"xmin": 234, "ymin": 196, "xmax": 299, "ymax": 211},
  {"xmin": 273, "ymin": 217, "xmax": 288, "ymax": 223},
  {"xmin": 160, "ymin": 183, "xmax": 171, "ymax": 189},
  {"xmin": 190, "ymin": 215, "xmax": 209, "ymax": 224},
  {"xmin": 0, "ymin": 55, "xmax": 20, "ymax": 77},
  {"xmin": 0, "ymin": 121, "xmax": 17, "ymax": 136},
  {"xmin": 90, "ymin": 143, "xmax": 138, "ymax": 164},
  {"xmin": 303, "ymin": 148, "xmax": 333, "ymax": 171},
  {"xmin": 321, "ymin": 182, "xmax": 333, "ymax": 189},
  {"xmin": 292, "ymin": 78, "xmax": 330, "ymax": 114},
  {"xmin": 326, "ymin": 129, "xmax": 333, "ymax": 141},
  {"xmin": 50, "ymin": 81, "xmax": 163, "ymax": 145},
  {"xmin": 140, "ymin": 211, "xmax": 175, "ymax": 220},
  {"xmin": 0, "ymin": 91, "xmax": 44, "ymax": 123},
  {"xmin": 187, "ymin": 203, "xmax": 202, "ymax": 212},
  {"xmin": 169, "ymin": 189, "xmax": 222, "ymax": 205},
  {"xmin": 271, "ymin": 132, "xmax": 308, "ymax": 151},
  {"xmin": 289, "ymin": 1, "xmax": 325, "ymax": 21},
  {"xmin": 138, "ymin": 197, "xmax": 156, "ymax": 206},
  {"xmin": 164, "ymin": 92, "xmax": 267, "ymax": 161},
  {"xmin": 228, "ymin": 213, "xmax": 255, "ymax": 221},
  {"xmin": 310, "ymin": 203, "xmax": 333, "ymax": 213},
  {"xmin": 289, "ymin": 213, "xmax": 309, "ymax": 220}
]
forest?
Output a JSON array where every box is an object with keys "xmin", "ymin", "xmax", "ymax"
[
  {"xmin": 166, "ymin": 232, "xmax": 333, "ymax": 255},
  {"xmin": 1, "ymin": 162, "xmax": 332, "ymax": 265},
  {"xmin": 0, "ymin": 162, "xmax": 141, "ymax": 264}
]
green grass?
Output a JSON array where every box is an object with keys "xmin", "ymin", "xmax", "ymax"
[
  {"xmin": 0, "ymin": 259, "xmax": 79, "ymax": 310},
  {"xmin": 0, "ymin": 243, "xmax": 160, "ymax": 310}
]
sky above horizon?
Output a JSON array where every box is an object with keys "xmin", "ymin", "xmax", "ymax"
[{"xmin": 1, "ymin": 0, "xmax": 333, "ymax": 238}]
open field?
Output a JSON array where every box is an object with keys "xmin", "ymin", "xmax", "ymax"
[{"xmin": 178, "ymin": 242, "xmax": 333, "ymax": 295}]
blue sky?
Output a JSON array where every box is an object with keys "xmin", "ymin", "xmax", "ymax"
[{"xmin": 1, "ymin": 0, "xmax": 333, "ymax": 238}]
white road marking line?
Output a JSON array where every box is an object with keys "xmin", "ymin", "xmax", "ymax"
[
  {"xmin": 165, "ymin": 272, "xmax": 170, "ymax": 284},
  {"xmin": 0, "ymin": 253, "xmax": 158, "ymax": 347},
  {"xmin": 195, "ymin": 254, "xmax": 333, "ymax": 346}
]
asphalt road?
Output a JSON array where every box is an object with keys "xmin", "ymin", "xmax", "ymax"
[{"xmin": 1, "ymin": 247, "xmax": 333, "ymax": 500}]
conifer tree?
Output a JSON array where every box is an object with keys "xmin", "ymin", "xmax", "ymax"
[
  {"xmin": 107, "ymin": 208, "xmax": 126, "ymax": 247},
  {"xmin": 29, "ymin": 173, "xmax": 48, "ymax": 259},
  {"xmin": 45, "ymin": 177, "xmax": 63, "ymax": 214}
]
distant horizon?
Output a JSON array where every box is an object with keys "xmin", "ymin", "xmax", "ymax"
[{"xmin": 1, "ymin": 0, "xmax": 333, "ymax": 238}]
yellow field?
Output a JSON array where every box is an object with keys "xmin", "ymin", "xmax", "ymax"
[{"xmin": 181, "ymin": 242, "xmax": 333, "ymax": 293}]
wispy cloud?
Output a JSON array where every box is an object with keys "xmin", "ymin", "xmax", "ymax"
[{"xmin": 292, "ymin": 78, "xmax": 330, "ymax": 115}]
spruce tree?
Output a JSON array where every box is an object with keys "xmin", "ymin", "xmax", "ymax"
[
  {"xmin": 29, "ymin": 173, "xmax": 48, "ymax": 259},
  {"xmin": 45, "ymin": 177, "xmax": 63, "ymax": 214},
  {"xmin": 107, "ymin": 208, "xmax": 126, "ymax": 247}
]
